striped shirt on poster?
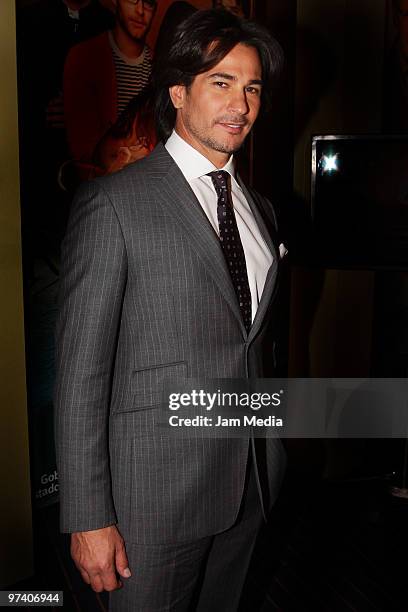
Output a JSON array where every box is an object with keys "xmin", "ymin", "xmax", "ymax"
[{"xmin": 109, "ymin": 31, "xmax": 152, "ymax": 114}]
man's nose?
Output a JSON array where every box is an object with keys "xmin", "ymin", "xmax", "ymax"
[
  {"xmin": 134, "ymin": 0, "xmax": 145, "ymax": 15},
  {"xmin": 228, "ymin": 89, "xmax": 249, "ymax": 115}
]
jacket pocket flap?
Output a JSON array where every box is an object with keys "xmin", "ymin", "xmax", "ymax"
[{"xmin": 125, "ymin": 361, "xmax": 187, "ymax": 412}]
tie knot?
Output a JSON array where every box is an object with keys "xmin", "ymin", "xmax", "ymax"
[{"xmin": 207, "ymin": 170, "xmax": 230, "ymax": 194}]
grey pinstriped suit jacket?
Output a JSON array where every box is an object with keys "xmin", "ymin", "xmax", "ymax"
[{"xmin": 54, "ymin": 143, "xmax": 286, "ymax": 545}]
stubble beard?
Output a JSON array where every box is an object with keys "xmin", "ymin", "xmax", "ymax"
[
  {"xmin": 117, "ymin": 12, "xmax": 149, "ymax": 44},
  {"xmin": 185, "ymin": 116, "xmax": 249, "ymax": 156},
  {"xmin": 125, "ymin": 24, "xmax": 148, "ymax": 43},
  {"xmin": 203, "ymin": 134, "xmax": 241, "ymax": 155}
]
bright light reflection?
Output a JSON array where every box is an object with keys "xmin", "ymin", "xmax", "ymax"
[{"xmin": 321, "ymin": 154, "xmax": 339, "ymax": 173}]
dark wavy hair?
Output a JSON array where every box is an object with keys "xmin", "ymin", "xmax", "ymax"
[{"xmin": 153, "ymin": 8, "xmax": 284, "ymax": 141}]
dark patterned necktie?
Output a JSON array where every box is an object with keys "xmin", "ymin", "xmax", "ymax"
[{"xmin": 208, "ymin": 170, "xmax": 252, "ymax": 332}]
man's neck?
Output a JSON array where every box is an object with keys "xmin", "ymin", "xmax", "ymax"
[
  {"xmin": 112, "ymin": 25, "xmax": 144, "ymax": 59},
  {"xmin": 171, "ymin": 128, "xmax": 235, "ymax": 171},
  {"xmin": 173, "ymin": 128, "xmax": 230, "ymax": 169}
]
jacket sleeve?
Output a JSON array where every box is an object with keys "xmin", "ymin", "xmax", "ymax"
[{"xmin": 54, "ymin": 180, "xmax": 127, "ymax": 533}]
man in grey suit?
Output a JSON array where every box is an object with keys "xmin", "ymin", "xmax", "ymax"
[{"xmin": 55, "ymin": 8, "xmax": 286, "ymax": 611}]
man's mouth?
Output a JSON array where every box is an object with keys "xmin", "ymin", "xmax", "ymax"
[{"xmin": 217, "ymin": 122, "xmax": 247, "ymax": 134}]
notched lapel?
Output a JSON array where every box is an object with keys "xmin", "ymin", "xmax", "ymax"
[
  {"xmin": 144, "ymin": 144, "xmax": 281, "ymax": 341},
  {"xmin": 148, "ymin": 145, "xmax": 247, "ymax": 337},
  {"xmin": 237, "ymin": 178, "xmax": 280, "ymax": 340},
  {"xmin": 237, "ymin": 176, "xmax": 280, "ymax": 261}
]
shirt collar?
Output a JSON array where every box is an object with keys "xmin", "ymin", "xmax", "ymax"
[{"xmin": 165, "ymin": 130, "xmax": 237, "ymax": 183}]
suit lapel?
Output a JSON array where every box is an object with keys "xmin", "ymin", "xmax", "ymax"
[
  {"xmin": 237, "ymin": 178, "xmax": 280, "ymax": 340},
  {"xmin": 143, "ymin": 144, "xmax": 279, "ymax": 340},
  {"xmin": 147, "ymin": 145, "xmax": 247, "ymax": 336}
]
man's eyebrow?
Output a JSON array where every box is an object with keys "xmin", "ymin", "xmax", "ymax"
[
  {"xmin": 207, "ymin": 72, "xmax": 235, "ymax": 81},
  {"xmin": 207, "ymin": 72, "xmax": 263, "ymax": 85}
]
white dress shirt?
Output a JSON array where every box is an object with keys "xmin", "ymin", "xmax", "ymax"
[{"xmin": 165, "ymin": 130, "xmax": 273, "ymax": 322}]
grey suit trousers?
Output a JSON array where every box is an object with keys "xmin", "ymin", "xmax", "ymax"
[{"xmin": 109, "ymin": 444, "xmax": 263, "ymax": 612}]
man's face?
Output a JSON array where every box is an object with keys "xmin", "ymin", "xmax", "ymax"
[
  {"xmin": 115, "ymin": 0, "xmax": 156, "ymax": 41},
  {"xmin": 170, "ymin": 43, "xmax": 262, "ymax": 167}
]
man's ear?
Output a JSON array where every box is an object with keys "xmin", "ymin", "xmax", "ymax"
[{"xmin": 169, "ymin": 84, "xmax": 186, "ymax": 110}]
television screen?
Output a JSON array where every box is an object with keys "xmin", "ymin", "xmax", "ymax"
[{"xmin": 311, "ymin": 135, "xmax": 408, "ymax": 269}]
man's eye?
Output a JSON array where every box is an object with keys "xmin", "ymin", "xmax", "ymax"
[
  {"xmin": 246, "ymin": 87, "xmax": 261, "ymax": 95},
  {"xmin": 214, "ymin": 81, "xmax": 228, "ymax": 88}
]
